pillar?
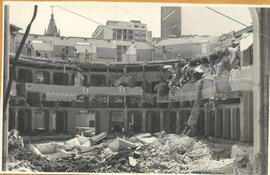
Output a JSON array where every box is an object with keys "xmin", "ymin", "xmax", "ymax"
[
  {"xmin": 230, "ymin": 108, "xmax": 237, "ymax": 140},
  {"xmin": 240, "ymin": 92, "xmax": 253, "ymax": 142},
  {"xmin": 204, "ymin": 105, "xmax": 210, "ymax": 136},
  {"xmin": 31, "ymin": 109, "xmax": 35, "ymax": 132},
  {"xmin": 214, "ymin": 108, "xmax": 222, "ymax": 138},
  {"xmin": 14, "ymin": 108, "xmax": 18, "ymax": 130},
  {"xmin": 142, "ymin": 111, "xmax": 146, "ymax": 132},
  {"xmin": 123, "ymin": 110, "xmax": 128, "ymax": 132},
  {"xmin": 48, "ymin": 110, "xmax": 52, "ymax": 132},
  {"xmin": 49, "ymin": 72, "xmax": 53, "ymax": 85},
  {"xmin": 160, "ymin": 111, "xmax": 164, "ymax": 131},
  {"xmin": 106, "ymin": 69, "xmax": 109, "ymax": 86},
  {"xmin": 222, "ymin": 108, "xmax": 231, "ymax": 138},
  {"xmin": 176, "ymin": 111, "xmax": 180, "ymax": 132},
  {"xmin": 250, "ymin": 8, "xmax": 269, "ymax": 174}
]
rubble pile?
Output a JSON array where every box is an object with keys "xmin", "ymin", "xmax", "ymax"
[{"xmin": 8, "ymin": 130, "xmax": 248, "ymax": 173}]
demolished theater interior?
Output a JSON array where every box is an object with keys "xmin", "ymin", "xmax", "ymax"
[{"xmin": 3, "ymin": 4, "xmax": 268, "ymax": 175}]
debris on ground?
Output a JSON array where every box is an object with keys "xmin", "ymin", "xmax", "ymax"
[{"xmin": 7, "ymin": 130, "xmax": 252, "ymax": 173}]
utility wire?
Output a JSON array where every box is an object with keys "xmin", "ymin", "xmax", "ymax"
[
  {"xmin": 115, "ymin": 5, "xmax": 160, "ymax": 28},
  {"xmin": 206, "ymin": 7, "xmax": 248, "ymax": 27},
  {"xmin": 206, "ymin": 7, "xmax": 270, "ymax": 40},
  {"xmin": 55, "ymin": 5, "xmax": 113, "ymax": 30},
  {"xmin": 55, "ymin": 5, "xmax": 182, "ymax": 59}
]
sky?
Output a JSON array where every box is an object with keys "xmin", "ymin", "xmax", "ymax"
[{"xmin": 5, "ymin": 2, "xmax": 252, "ymax": 38}]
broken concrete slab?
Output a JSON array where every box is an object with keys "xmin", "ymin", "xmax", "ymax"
[
  {"xmin": 91, "ymin": 132, "xmax": 107, "ymax": 145},
  {"xmin": 135, "ymin": 134, "xmax": 158, "ymax": 144},
  {"xmin": 231, "ymin": 144, "xmax": 253, "ymax": 159},
  {"xmin": 108, "ymin": 140, "xmax": 120, "ymax": 152},
  {"xmin": 65, "ymin": 138, "xmax": 81, "ymax": 148},
  {"xmin": 35, "ymin": 142, "xmax": 57, "ymax": 154},
  {"xmin": 26, "ymin": 144, "xmax": 44, "ymax": 157},
  {"xmin": 46, "ymin": 149, "xmax": 75, "ymax": 160},
  {"xmin": 79, "ymin": 143, "xmax": 105, "ymax": 154},
  {"xmin": 117, "ymin": 138, "xmax": 138, "ymax": 149}
]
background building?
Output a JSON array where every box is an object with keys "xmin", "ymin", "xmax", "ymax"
[
  {"xmin": 92, "ymin": 20, "xmax": 152, "ymax": 42},
  {"xmin": 161, "ymin": 7, "xmax": 181, "ymax": 39}
]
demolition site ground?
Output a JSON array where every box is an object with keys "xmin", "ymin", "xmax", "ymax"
[{"xmin": 8, "ymin": 130, "xmax": 253, "ymax": 174}]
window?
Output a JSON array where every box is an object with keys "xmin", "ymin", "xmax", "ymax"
[
  {"xmin": 116, "ymin": 45, "xmax": 129, "ymax": 62},
  {"xmin": 113, "ymin": 29, "xmax": 116, "ymax": 40},
  {"xmin": 128, "ymin": 30, "xmax": 134, "ymax": 40},
  {"xmin": 123, "ymin": 29, "xmax": 127, "ymax": 40},
  {"xmin": 134, "ymin": 25, "xmax": 139, "ymax": 28},
  {"xmin": 117, "ymin": 29, "xmax": 122, "ymax": 40}
]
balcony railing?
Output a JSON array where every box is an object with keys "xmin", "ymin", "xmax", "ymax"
[{"xmin": 17, "ymin": 83, "xmax": 143, "ymax": 101}]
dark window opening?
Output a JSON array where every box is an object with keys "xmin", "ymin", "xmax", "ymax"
[
  {"xmin": 110, "ymin": 111, "xmax": 124, "ymax": 133},
  {"xmin": 18, "ymin": 69, "xmax": 33, "ymax": 83},
  {"xmin": 36, "ymin": 71, "xmax": 50, "ymax": 84},
  {"xmin": 53, "ymin": 73, "xmax": 69, "ymax": 85},
  {"xmin": 128, "ymin": 111, "xmax": 142, "ymax": 132},
  {"xmin": 90, "ymin": 74, "xmax": 106, "ymax": 87}
]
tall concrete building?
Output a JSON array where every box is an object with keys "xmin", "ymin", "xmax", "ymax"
[
  {"xmin": 92, "ymin": 20, "xmax": 152, "ymax": 42},
  {"xmin": 161, "ymin": 7, "xmax": 181, "ymax": 39}
]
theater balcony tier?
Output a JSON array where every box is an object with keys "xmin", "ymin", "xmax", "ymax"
[
  {"xmin": 158, "ymin": 66, "xmax": 253, "ymax": 103},
  {"xmin": 16, "ymin": 83, "xmax": 143, "ymax": 101}
]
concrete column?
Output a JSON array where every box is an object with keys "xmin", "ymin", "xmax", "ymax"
[
  {"xmin": 214, "ymin": 108, "xmax": 222, "ymax": 138},
  {"xmin": 48, "ymin": 110, "xmax": 52, "ymax": 132},
  {"xmin": 222, "ymin": 108, "xmax": 230, "ymax": 138},
  {"xmin": 240, "ymin": 92, "xmax": 253, "ymax": 142},
  {"xmin": 14, "ymin": 108, "xmax": 18, "ymax": 130},
  {"xmin": 106, "ymin": 69, "xmax": 109, "ymax": 86},
  {"xmin": 31, "ymin": 109, "xmax": 35, "ymax": 132},
  {"xmin": 49, "ymin": 72, "xmax": 53, "ymax": 85},
  {"xmin": 160, "ymin": 111, "xmax": 164, "ymax": 132},
  {"xmin": 204, "ymin": 105, "xmax": 210, "ymax": 136},
  {"xmin": 123, "ymin": 110, "xmax": 128, "ymax": 132},
  {"xmin": 176, "ymin": 111, "xmax": 180, "ymax": 132},
  {"xmin": 230, "ymin": 108, "xmax": 237, "ymax": 140},
  {"xmin": 142, "ymin": 111, "xmax": 146, "ymax": 133}
]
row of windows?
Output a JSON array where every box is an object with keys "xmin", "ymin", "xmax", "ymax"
[{"xmin": 112, "ymin": 29, "xmax": 147, "ymax": 41}]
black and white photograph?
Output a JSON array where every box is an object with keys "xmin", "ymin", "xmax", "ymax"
[{"xmin": 1, "ymin": 1, "xmax": 269, "ymax": 174}]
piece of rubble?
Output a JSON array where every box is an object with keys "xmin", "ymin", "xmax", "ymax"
[
  {"xmin": 129, "ymin": 156, "xmax": 137, "ymax": 167},
  {"xmin": 8, "ymin": 129, "xmax": 24, "ymax": 149},
  {"xmin": 26, "ymin": 144, "xmax": 44, "ymax": 157},
  {"xmin": 65, "ymin": 138, "xmax": 81, "ymax": 148},
  {"xmin": 46, "ymin": 149, "xmax": 75, "ymax": 160},
  {"xmin": 117, "ymin": 138, "xmax": 138, "ymax": 149},
  {"xmin": 79, "ymin": 143, "xmax": 105, "ymax": 154},
  {"xmin": 35, "ymin": 142, "xmax": 57, "ymax": 154},
  {"xmin": 91, "ymin": 132, "xmax": 107, "ymax": 145},
  {"xmin": 135, "ymin": 133, "xmax": 158, "ymax": 144},
  {"xmin": 231, "ymin": 144, "xmax": 253, "ymax": 159},
  {"xmin": 108, "ymin": 140, "xmax": 120, "ymax": 152}
]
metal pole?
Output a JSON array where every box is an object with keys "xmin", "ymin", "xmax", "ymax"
[{"xmin": 2, "ymin": 5, "xmax": 10, "ymax": 171}]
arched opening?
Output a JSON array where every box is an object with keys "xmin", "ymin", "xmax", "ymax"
[
  {"xmin": 90, "ymin": 74, "xmax": 106, "ymax": 87},
  {"xmin": 128, "ymin": 111, "xmax": 142, "ymax": 132},
  {"xmin": 55, "ymin": 111, "xmax": 68, "ymax": 132},
  {"xmin": 53, "ymin": 73, "xmax": 69, "ymax": 85},
  {"xmin": 44, "ymin": 110, "xmax": 50, "ymax": 131},
  {"xmin": 163, "ymin": 111, "xmax": 176, "ymax": 133},
  {"xmin": 18, "ymin": 68, "xmax": 33, "ymax": 83},
  {"xmin": 18, "ymin": 109, "xmax": 32, "ymax": 135},
  {"xmin": 109, "ymin": 111, "xmax": 124, "ymax": 133},
  {"xmin": 35, "ymin": 71, "xmax": 50, "ymax": 84},
  {"xmin": 178, "ymin": 110, "xmax": 190, "ymax": 133},
  {"xmin": 9, "ymin": 109, "xmax": 15, "ymax": 131},
  {"xmin": 146, "ymin": 111, "xmax": 160, "ymax": 133}
]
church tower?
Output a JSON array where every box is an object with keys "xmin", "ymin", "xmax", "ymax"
[{"xmin": 45, "ymin": 6, "xmax": 60, "ymax": 37}]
